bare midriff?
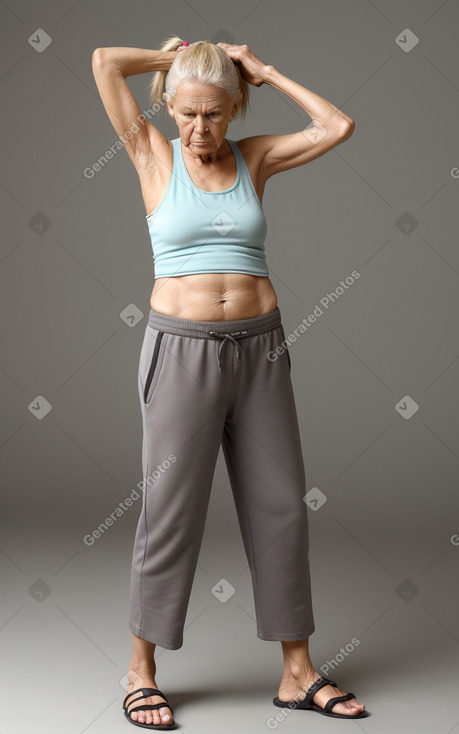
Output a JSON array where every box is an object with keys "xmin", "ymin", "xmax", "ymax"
[{"xmin": 150, "ymin": 272, "xmax": 278, "ymax": 321}]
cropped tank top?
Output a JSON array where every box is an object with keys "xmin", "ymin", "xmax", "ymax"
[{"xmin": 144, "ymin": 137, "xmax": 269, "ymax": 278}]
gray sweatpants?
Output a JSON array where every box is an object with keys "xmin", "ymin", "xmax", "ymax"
[{"xmin": 128, "ymin": 305, "xmax": 315, "ymax": 649}]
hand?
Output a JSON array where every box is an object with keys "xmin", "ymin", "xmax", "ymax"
[{"xmin": 216, "ymin": 42, "xmax": 269, "ymax": 87}]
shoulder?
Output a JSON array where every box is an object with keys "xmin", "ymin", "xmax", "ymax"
[
  {"xmin": 231, "ymin": 135, "xmax": 274, "ymax": 183},
  {"xmin": 231, "ymin": 135, "xmax": 271, "ymax": 163}
]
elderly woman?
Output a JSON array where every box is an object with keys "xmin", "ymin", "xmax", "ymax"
[{"xmin": 92, "ymin": 37, "xmax": 365, "ymax": 729}]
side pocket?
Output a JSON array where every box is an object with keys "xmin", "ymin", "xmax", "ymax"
[
  {"xmin": 279, "ymin": 324, "xmax": 291, "ymax": 374},
  {"xmin": 143, "ymin": 330, "xmax": 165, "ymax": 405}
]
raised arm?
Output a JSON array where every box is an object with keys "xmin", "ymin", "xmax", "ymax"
[
  {"xmin": 259, "ymin": 64, "xmax": 355, "ymax": 177},
  {"xmin": 91, "ymin": 47, "xmax": 177, "ymax": 169},
  {"xmin": 217, "ymin": 43, "xmax": 355, "ymax": 179}
]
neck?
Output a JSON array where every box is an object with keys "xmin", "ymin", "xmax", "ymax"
[{"xmin": 182, "ymin": 138, "xmax": 228, "ymax": 166}]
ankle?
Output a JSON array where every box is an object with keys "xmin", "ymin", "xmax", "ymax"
[
  {"xmin": 128, "ymin": 659, "xmax": 157, "ymax": 678},
  {"xmin": 281, "ymin": 663, "xmax": 317, "ymax": 683}
]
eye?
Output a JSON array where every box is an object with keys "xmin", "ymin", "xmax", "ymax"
[{"xmin": 184, "ymin": 112, "xmax": 219, "ymax": 117}]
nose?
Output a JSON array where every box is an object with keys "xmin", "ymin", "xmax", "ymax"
[{"xmin": 194, "ymin": 116, "xmax": 207, "ymax": 134}]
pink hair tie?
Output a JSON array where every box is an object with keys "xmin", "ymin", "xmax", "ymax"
[{"xmin": 181, "ymin": 40, "xmax": 190, "ymax": 46}]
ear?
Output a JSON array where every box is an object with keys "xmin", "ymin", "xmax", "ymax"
[
  {"xmin": 163, "ymin": 93, "xmax": 175, "ymax": 119},
  {"xmin": 230, "ymin": 94, "xmax": 240, "ymax": 119},
  {"xmin": 235, "ymin": 89, "xmax": 243, "ymax": 115}
]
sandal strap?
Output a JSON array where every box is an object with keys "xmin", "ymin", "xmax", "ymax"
[
  {"xmin": 324, "ymin": 691, "xmax": 355, "ymax": 713},
  {"xmin": 128, "ymin": 702, "xmax": 174, "ymax": 715},
  {"xmin": 303, "ymin": 677, "xmax": 337, "ymax": 706},
  {"xmin": 122, "ymin": 687, "xmax": 168, "ymax": 711}
]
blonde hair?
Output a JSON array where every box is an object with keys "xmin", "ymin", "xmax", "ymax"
[{"xmin": 149, "ymin": 36, "xmax": 250, "ymax": 121}]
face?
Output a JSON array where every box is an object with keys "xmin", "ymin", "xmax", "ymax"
[{"xmin": 165, "ymin": 80, "xmax": 238, "ymax": 154}]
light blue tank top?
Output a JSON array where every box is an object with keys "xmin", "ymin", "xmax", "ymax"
[{"xmin": 145, "ymin": 137, "xmax": 269, "ymax": 278}]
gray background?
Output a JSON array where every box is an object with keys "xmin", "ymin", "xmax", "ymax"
[{"xmin": 1, "ymin": 0, "xmax": 459, "ymax": 732}]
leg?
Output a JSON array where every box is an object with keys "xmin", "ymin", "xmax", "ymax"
[
  {"xmin": 222, "ymin": 322, "xmax": 365, "ymax": 716},
  {"xmin": 222, "ymin": 324, "xmax": 315, "ymax": 640},
  {"xmin": 126, "ymin": 324, "xmax": 230, "ymax": 726},
  {"xmin": 129, "ymin": 325, "xmax": 228, "ymax": 649}
]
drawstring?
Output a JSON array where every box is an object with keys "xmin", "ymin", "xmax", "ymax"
[{"xmin": 208, "ymin": 330, "xmax": 245, "ymax": 373}]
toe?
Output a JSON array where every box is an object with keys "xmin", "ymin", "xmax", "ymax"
[
  {"xmin": 312, "ymin": 684, "xmax": 365, "ymax": 717},
  {"xmin": 331, "ymin": 697, "xmax": 365, "ymax": 716},
  {"xmin": 160, "ymin": 705, "xmax": 173, "ymax": 724}
]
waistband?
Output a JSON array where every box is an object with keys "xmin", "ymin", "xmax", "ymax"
[{"xmin": 147, "ymin": 305, "xmax": 282, "ymax": 339}]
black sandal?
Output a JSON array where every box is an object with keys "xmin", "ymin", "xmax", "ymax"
[
  {"xmin": 273, "ymin": 676, "xmax": 368, "ymax": 719},
  {"xmin": 123, "ymin": 687, "xmax": 176, "ymax": 730}
]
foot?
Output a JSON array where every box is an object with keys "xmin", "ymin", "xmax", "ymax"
[
  {"xmin": 278, "ymin": 669, "xmax": 365, "ymax": 717},
  {"xmin": 124, "ymin": 665, "xmax": 175, "ymax": 727}
]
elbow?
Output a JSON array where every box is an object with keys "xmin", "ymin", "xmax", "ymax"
[
  {"xmin": 92, "ymin": 47, "xmax": 109, "ymax": 69},
  {"xmin": 92, "ymin": 48, "xmax": 122, "ymax": 77},
  {"xmin": 346, "ymin": 118, "xmax": 356, "ymax": 133},
  {"xmin": 338, "ymin": 118, "xmax": 356, "ymax": 141},
  {"xmin": 92, "ymin": 48, "xmax": 103, "ymax": 68}
]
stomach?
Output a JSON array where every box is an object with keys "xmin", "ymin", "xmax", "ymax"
[{"xmin": 150, "ymin": 272, "xmax": 278, "ymax": 321}]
